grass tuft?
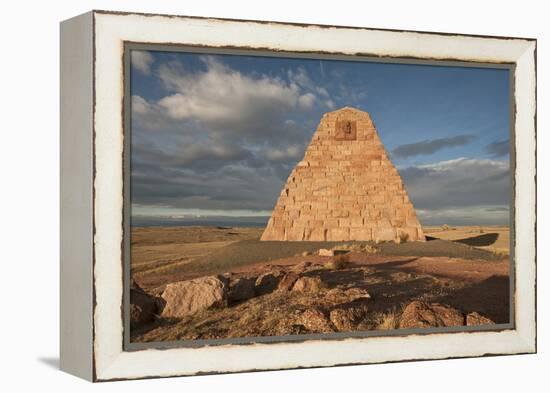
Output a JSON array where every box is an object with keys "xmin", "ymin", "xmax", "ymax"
[
  {"xmin": 324, "ymin": 254, "xmax": 350, "ymax": 270},
  {"xmin": 373, "ymin": 307, "xmax": 401, "ymax": 330}
]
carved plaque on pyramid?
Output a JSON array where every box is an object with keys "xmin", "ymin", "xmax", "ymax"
[
  {"xmin": 261, "ymin": 107, "xmax": 425, "ymax": 243},
  {"xmin": 335, "ymin": 119, "xmax": 357, "ymax": 140}
]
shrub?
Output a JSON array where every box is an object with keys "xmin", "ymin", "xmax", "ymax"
[
  {"xmin": 396, "ymin": 230, "xmax": 409, "ymax": 244},
  {"xmin": 325, "ymin": 254, "xmax": 350, "ymax": 270},
  {"xmin": 362, "ymin": 244, "xmax": 379, "ymax": 254}
]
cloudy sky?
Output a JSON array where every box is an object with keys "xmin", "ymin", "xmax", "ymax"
[{"xmin": 130, "ymin": 50, "xmax": 511, "ymax": 226}]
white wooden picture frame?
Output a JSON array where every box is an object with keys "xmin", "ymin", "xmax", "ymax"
[{"xmin": 60, "ymin": 10, "xmax": 536, "ymax": 381}]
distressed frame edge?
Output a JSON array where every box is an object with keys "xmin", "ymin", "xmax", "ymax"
[
  {"xmin": 92, "ymin": 8, "xmax": 538, "ymax": 42},
  {"xmin": 90, "ymin": 11, "xmax": 537, "ymax": 381},
  {"xmin": 59, "ymin": 11, "xmax": 95, "ymax": 381}
]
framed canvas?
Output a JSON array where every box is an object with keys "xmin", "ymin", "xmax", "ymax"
[{"xmin": 60, "ymin": 10, "xmax": 537, "ymax": 382}]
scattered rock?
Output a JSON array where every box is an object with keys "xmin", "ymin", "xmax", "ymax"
[
  {"xmin": 325, "ymin": 287, "xmax": 371, "ymax": 303},
  {"xmin": 131, "ymin": 278, "xmax": 145, "ymax": 291},
  {"xmin": 130, "ymin": 279, "xmax": 159, "ymax": 328},
  {"xmin": 161, "ymin": 276, "xmax": 227, "ymax": 318},
  {"xmin": 297, "ymin": 308, "xmax": 334, "ymax": 333},
  {"xmin": 228, "ymin": 277, "xmax": 256, "ymax": 303},
  {"xmin": 362, "ymin": 244, "xmax": 379, "ymax": 254},
  {"xmin": 333, "ymin": 249, "xmax": 351, "ymax": 256},
  {"xmin": 344, "ymin": 287, "xmax": 371, "ymax": 301},
  {"xmin": 330, "ymin": 305, "xmax": 369, "ymax": 331},
  {"xmin": 318, "ymin": 248, "xmax": 334, "ymax": 257},
  {"xmin": 255, "ymin": 271, "xmax": 282, "ymax": 295},
  {"xmin": 291, "ymin": 260, "xmax": 313, "ymax": 272},
  {"xmin": 399, "ymin": 301, "xmax": 464, "ymax": 329},
  {"xmin": 292, "ymin": 276, "xmax": 326, "ymax": 293},
  {"xmin": 278, "ymin": 272, "xmax": 300, "ymax": 291},
  {"xmin": 466, "ymin": 312, "xmax": 495, "ymax": 326},
  {"xmin": 301, "ymin": 251, "xmax": 311, "ymax": 257}
]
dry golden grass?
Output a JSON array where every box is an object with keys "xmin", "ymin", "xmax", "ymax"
[
  {"xmin": 373, "ymin": 307, "xmax": 402, "ymax": 330},
  {"xmin": 131, "ymin": 227, "xmax": 263, "ymax": 277}
]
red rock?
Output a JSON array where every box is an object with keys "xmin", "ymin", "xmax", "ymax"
[
  {"xmin": 466, "ymin": 312, "xmax": 495, "ymax": 326},
  {"xmin": 130, "ymin": 280, "xmax": 158, "ymax": 328},
  {"xmin": 161, "ymin": 276, "xmax": 227, "ymax": 318},
  {"xmin": 278, "ymin": 272, "xmax": 300, "ymax": 291},
  {"xmin": 297, "ymin": 308, "xmax": 334, "ymax": 333},
  {"xmin": 399, "ymin": 301, "xmax": 464, "ymax": 329},
  {"xmin": 292, "ymin": 276, "xmax": 326, "ymax": 293},
  {"xmin": 228, "ymin": 277, "xmax": 256, "ymax": 303},
  {"xmin": 255, "ymin": 271, "xmax": 282, "ymax": 295},
  {"xmin": 291, "ymin": 261, "xmax": 313, "ymax": 272}
]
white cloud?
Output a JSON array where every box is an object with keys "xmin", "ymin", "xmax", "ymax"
[
  {"xmin": 288, "ymin": 67, "xmax": 329, "ymax": 105},
  {"xmin": 298, "ymin": 93, "xmax": 316, "ymax": 110},
  {"xmin": 325, "ymin": 99, "xmax": 336, "ymax": 109},
  {"xmin": 264, "ymin": 145, "xmax": 302, "ymax": 162},
  {"xmin": 288, "ymin": 67, "xmax": 314, "ymax": 90},
  {"xmin": 131, "ymin": 51, "xmax": 154, "ymax": 75},
  {"xmin": 316, "ymin": 87, "xmax": 329, "ymax": 97},
  {"xmin": 156, "ymin": 57, "xmax": 303, "ymax": 135},
  {"xmin": 132, "ymin": 95, "xmax": 154, "ymax": 115}
]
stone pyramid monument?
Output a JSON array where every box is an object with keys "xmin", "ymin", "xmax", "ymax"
[{"xmin": 261, "ymin": 107, "xmax": 425, "ymax": 242}]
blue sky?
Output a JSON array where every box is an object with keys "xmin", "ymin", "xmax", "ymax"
[{"xmin": 130, "ymin": 49, "xmax": 511, "ymax": 225}]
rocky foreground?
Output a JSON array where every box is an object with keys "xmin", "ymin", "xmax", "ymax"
[{"xmin": 130, "ymin": 245, "xmax": 505, "ymax": 342}]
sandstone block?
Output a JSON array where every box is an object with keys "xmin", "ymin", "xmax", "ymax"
[
  {"xmin": 373, "ymin": 227, "xmax": 396, "ymax": 242},
  {"xmin": 327, "ymin": 227, "xmax": 349, "ymax": 241},
  {"xmin": 349, "ymin": 227, "xmax": 372, "ymax": 241},
  {"xmin": 161, "ymin": 276, "xmax": 228, "ymax": 319}
]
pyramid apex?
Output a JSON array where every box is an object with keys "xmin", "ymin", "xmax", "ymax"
[{"xmin": 326, "ymin": 106, "xmax": 370, "ymax": 115}]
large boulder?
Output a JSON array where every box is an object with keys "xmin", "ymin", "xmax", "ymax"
[
  {"xmin": 292, "ymin": 276, "xmax": 326, "ymax": 293},
  {"xmin": 466, "ymin": 312, "xmax": 495, "ymax": 326},
  {"xmin": 255, "ymin": 271, "xmax": 282, "ymax": 295},
  {"xmin": 228, "ymin": 277, "xmax": 256, "ymax": 303},
  {"xmin": 399, "ymin": 301, "xmax": 464, "ymax": 329},
  {"xmin": 130, "ymin": 281, "xmax": 159, "ymax": 328},
  {"xmin": 161, "ymin": 276, "xmax": 228, "ymax": 318}
]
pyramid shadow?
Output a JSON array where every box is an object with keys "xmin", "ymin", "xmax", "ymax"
[
  {"xmin": 454, "ymin": 233, "xmax": 499, "ymax": 247},
  {"xmin": 432, "ymin": 275, "xmax": 509, "ymax": 323}
]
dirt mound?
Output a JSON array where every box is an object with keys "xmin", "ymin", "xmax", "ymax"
[{"xmin": 131, "ymin": 252, "xmax": 502, "ymax": 343}]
